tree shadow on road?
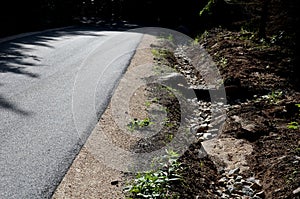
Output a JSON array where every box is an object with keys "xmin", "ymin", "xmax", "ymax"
[
  {"xmin": 0, "ymin": 94, "xmax": 31, "ymax": 116},
  {"xmin": 0, "ymin": 26, "xmax": 112, "ymax": 114},
  {"xmin": 0, "ymin": 26, "xmax": 111, "ymax": 77}
]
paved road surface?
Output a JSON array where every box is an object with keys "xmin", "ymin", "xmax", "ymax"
[{"xmin": 0, "ymin": 26, "xmax": 142, "ymax": 198}]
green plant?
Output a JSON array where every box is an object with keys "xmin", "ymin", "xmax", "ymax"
[
  {"xmin": 166, "ymin": 34, "xmax": 174, "ymax": 42},
  {"xmin": 295, "ymin": 148, "xmax": 300, "ymax": 154},
  {"xmin": 218, "ymin": 56, "xmax": 228, "ymax": 68},
  {"xmin": 285, "ymin": 170, "xmax": 299, "ymax": 184},
  {"xmin": 163, "ymin": 85, "xmax": 183, "ymax": 99},
  {"xmin": 151, "ymin": 48, "xmax": 169, "ymax": 59},
  {"xmin": 200, "ymin": 30, "xmax": 209, "ymax": 40},
  {"xmin": 192, "ymin": 38, "xmax": 200, "ymax": 45},
  {"xmin": 158, "ymin": 34, "xmax": 174, "ymax": 43},
  {"xmin": 239, "ymin": 27, "xmax": 256, "ymax": 41},
  {"xmin": 145, "ymin": 98, "xmax": 161, "ymax": 109},
  {"xmin": 151, "ymin": 49, "xmax": 161, "ymax": 57},
  {"xmin": 127, "ymin": 118, "xmax": 154, "ymax": 131},
  {"xmin": 151, "ymin": 97, "xmax": 159, "ymax": 103},
  {"xmin": 166, "ymin": 134, "xmax": 174, "ymax": 142},
  {"xmin": 164, "ymin": 119, "xmax": 175, "ymax": 128},
  {"xmin": 287, "ymin": 122, "xmax": 299, "ymax": 130},
  {"xmin": 287, "ymin": 104, "xmax": 300, "ymax": 130},
  {"xmin": 256, "ymin": 90, "xmax": 283, "ymax": 105},
  {"xmin": 151, "ymin": 48, "xmax": 171, "ymax": 58},
  {"xmin": 199, "ymin": 0, "xmax": 216, "ymax": 16},
  {"xmin": 199, "ymin": 161, "xmax": 204, "ymax": 168},
  {"xmin": 193, "ymin": 30, "xmax": 209, "ymax": 45},
  {"xmin": 124, "ymin": 150, "xmax": 182, "ymax": 199},
  {"xmin": 145, "ymin": 101, "xmax": 152, "ymax": 108},
  {"xmin": 160, "ymin": 106, "xmax": 169, "ymax": 113},
  {"xmin": 268, "ymin": 91, "xmax": 283, "ymax": 103}
]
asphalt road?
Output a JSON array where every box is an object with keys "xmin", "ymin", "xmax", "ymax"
[{"xmin": 0, "ymin": 26, "xmax": 143, "ymax": 198}]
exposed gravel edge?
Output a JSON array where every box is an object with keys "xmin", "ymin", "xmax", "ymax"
[{"xmin": 52, "ymin": 34, "xmax": 157, "ymax": 199}]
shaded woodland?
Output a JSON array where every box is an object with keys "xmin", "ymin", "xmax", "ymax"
[{"xmin": 0, "ymin": 0, "xmax": 298, "ymax": 38}]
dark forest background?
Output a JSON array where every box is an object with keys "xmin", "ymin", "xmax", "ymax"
[{"xmin": 0, "ymin": 0, "xmax": 298, "ymax": 39}]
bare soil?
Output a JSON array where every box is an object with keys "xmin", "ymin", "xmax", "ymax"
[
  {"xmin": 169, "ymin": 28, "xmax": 300, "ymax": 198},
  {"xmin": 201, "ymin": 28, "xmax": 300, "ymax": 199}
]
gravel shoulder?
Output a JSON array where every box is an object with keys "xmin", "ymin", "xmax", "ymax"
[{"xmin": 52, "ymin": 34, "xmax": 157, "ymax": 199}]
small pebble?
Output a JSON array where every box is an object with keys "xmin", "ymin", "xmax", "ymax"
[
  {"xmin": 293, "ymin": 187, "xmax": 300, "ymax": 195},
  {"xmin": 236, "ymin": 175, "xmax": 243, "ymax": 181},
  {"xmin": 203, "ymin": 133, "xmax": 212, "ymax": 139},
  {"xmin": 228, "ymin": 167, "xmax": 240, "ymax": 175},
  {"xmin": 242, "ymin": 186, "xmax": 254, "ymax": 196},
  {"xmin": 247, "ymin": 177, "xmax": 256, "ymax": 183},
  {"xmin": 255, "ymin": 191, "xmax": 265, "ymax": 198}
]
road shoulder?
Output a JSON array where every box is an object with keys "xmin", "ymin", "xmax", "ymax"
[{"xmin": 52, "ymin": 34, "xmax": 155, "ymax": 199}]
